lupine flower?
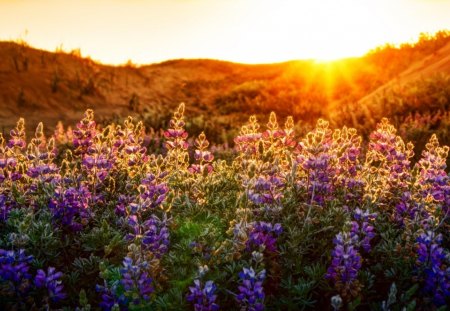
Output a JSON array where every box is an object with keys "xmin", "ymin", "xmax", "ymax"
[
  {"xmin": 260, "ymin": 112, "xmax": 296, "ymax": 170},
  {"xmin": 142, "ymin": 216, "xmax": 170, "ymax": 258},
  {"xmin": 234, "ymin": 115, "xmax": 262, "ymax": 158},
  {"xmin": 260, "ymin": 112, "xmax": 284, "ymax": 152},
  {"xmin": 34, "ymin": 267, "xmax": 66, "ymax": 302},
  {"xmin": 96, "ymin": 282, "xmax": 120, "ymax": 311},
  {"xmin": 2, "ymin": 120, "xmax": 28, "ymax": 186},
  {"xmin": 26, "ymin": 163, "xmax": 58, "ymax": 181},
  {"xmin": 247, "ymin": 173, "xmax": 284, "ymax": 208},
  {"xmin": 332, "ymin": 127, "xmax": 364, "ymax": 203},
  {"xmin": 296, "ymin": 119, "xmax": 335, "ymax": 205},
  {"xmin": 164, "ymin": 103, "xmax": 189, "ymax": 171},
  {"xmin": 394, "ymin": 191, "xmax": 420, "ymax": 225},
  {"xmin": 302, "ymin": 153, "xmax": 333, "ymax": 205},
  {"xmin": 49, "ymin": 185, "xmax": 92, "ymax": 231},
  {"xmin": 227, "ymin": 214, "xmax": 252, "ymax": 257},
  {"xmin": 416, "ymin": 231, "xmax": 450, "ymax": 306},
  {"xmin": 0, "ymin": 193, "xmax": 14, "ymax": 222},
  {"xmin": 25, "ymin": 124, "xmax": 60, "ymax": 188},
  {"xmin": 114, "ymin": 117, "xmax": 148, "ymax": 175},
  {"xmin": 415, "ymin": 134, "xmax": 450, "ymax": 216},
  {"xmin": 326, "ymin": 232, "xmax": 362, "ymax": 298},
  {"xmin": 364, "ymin": 118, "xmax": 414, "ymax": 203},
  {"xmin": 97, "ymin": 257, "xmax": 153, "ymax": 310},
  {"xmin": 0, "ymin": 249, "xmax": 33, "ymax": 296},
  {"xmin": 7, "ymin": 118, "xmax": 26, "ymax": 151},
  {"xmin": 120, "ymin": 257, "xmax": 154, "ymax": 305},
  {"xmin": 189, "ymin": 132, "xmax": 214, "ymax": 175},
  {"xmin": 350, "ymin": 208, "xmax": 377, "ymax": 252},
  {"xmin": 140, "ymin": 173, "xmax": 169, "ymax": 210},
  {"xmin": 127, "ymin": 214, "xmax": 170, "ymax": 258},
  {"xmin": 115, "ymin": 194, "xmax": 134, "ymax": 216},
  {"xmin": 246, "ymin": 222, "xmax": 282, "ymax": 253},
  {"xmin": 186, "ymin": 279, "xmax": 220, "ymax": 311},
  {"xmin": 72, "ymin": 109, "xmax": 97, "ymax": 155},
  {"xmin": 236, "ymin": 267, "xmax": 265, "ymax": 311},
  {"xmin": 269, "ymin": 115, "xmax": 298, "ymax": 175},
  {"xmin": 82, "ymin": 129, "xmax": 116, "ymax": 182}
]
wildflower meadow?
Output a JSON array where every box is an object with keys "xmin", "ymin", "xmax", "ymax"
[{"xmin": 0, "ymin": 103, "xmax": 449, "ymax": 310}]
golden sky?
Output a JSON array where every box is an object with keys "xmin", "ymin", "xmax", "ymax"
[{"xmin": 0, "ymin": 0, "xmax": 449, "ymax": 64}]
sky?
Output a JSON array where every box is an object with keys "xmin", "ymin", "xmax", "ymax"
[{"xmin": 0, "ymin": 0, "xmax": 449, "ymax": 64}]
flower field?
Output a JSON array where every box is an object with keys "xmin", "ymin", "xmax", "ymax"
[{"xmin": 0, "ymin": 103, "xmax": 449, "ymax": 310}]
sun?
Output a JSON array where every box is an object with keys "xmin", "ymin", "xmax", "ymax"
[
  {"xmin": 234, "ymin": 0, "xmax": 388, "ymax": 62},
  {"xmin": 0, "ymin": 0, "xmax": 449, "ymax": 64}
]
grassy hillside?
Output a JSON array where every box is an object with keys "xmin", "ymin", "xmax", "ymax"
[{"xmin": 0, "ymin": 31, "xmax": 449, "ymax": 149}]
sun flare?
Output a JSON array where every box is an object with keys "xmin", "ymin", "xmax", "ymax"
[{"xmin": 0, "ymin": 0, "xmax": 449, "ymax": 64}]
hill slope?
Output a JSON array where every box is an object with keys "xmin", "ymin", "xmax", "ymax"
[
  {"xmin": 356, "ymin": 41, "xmax": 450, "ymax": 107},
  {"xmin": 0, "ymin": 41, "xmax": 301, "ymax": 132},
  {"xmin": 0, "ymin": 35, "xmax": 449, "ymax": 144}
]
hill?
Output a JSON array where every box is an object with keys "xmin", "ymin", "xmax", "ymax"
[
  {"xmin": 0, "ymin": 41, "xmax": 298, "ymax": 134},
  {"xmin": 0, "ymin": 31, "xmax": 449, "ymax": 147},
  {"xmin": 328, "ymin": 39, "xmax": 450, "ymax": 158},
  {"xmin": 356, "ymin": 40, "xmax": 450, "ymax": 109}
]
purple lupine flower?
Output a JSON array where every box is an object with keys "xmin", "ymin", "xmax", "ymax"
[
  {"xmin": 350, "ymin": 208, "xmax": 377, "ymax": 252},
  {"xmin": 236, "ymin": 267, "xmax": 265, "ymax": 311},
  {"xmin": 246, "ymin": 222, "xmax": 282, "ymax": 253},
  {"xmin": 141, "ymin": 215, "xmax": 170, "ymax": 258},
  {"xmin": 332, "ymin": 127, "xmax": 365, "ymax": 203},
  {"xmin": 194, "ymin": 150, "xmax": 214, "ymax": 163},
  {"xmin": 394, "ymin": 191, "xmax": 420, "ymax": 225},
  {"xmin": 326, "ymin": 232, "xmax": 362, "ymax": 298},
  {"xmin": 260, "ymin": 112, "xmax": 285, "ymax": 152},
  {"xmin": 0, "ymin": 193, "xmax": 14, "ymax": 222},
  {"xmin": 0, "ymin": 249, "xmax": 33, "ymax": 296},
  {"xmin": 186, "ymin": 279, "xmax": 220, "ymax": 311},
  {"xmin": 295, "ymin": 119, "xmax": 335, "ymax": 206},
  {"xmin": 247, "ymin": 174, "xmax": 284, "ymax": 208},
  {"xmin": 113, "ymin": 118, "xmax": 149, "ymax": 173},
  {"xmin": 26, "ymin": 163, "xmax": 59, "ymax": 185},
  {"xmin": 34, "ymin": 267, "xmax": 66, "ymax": 302},
  {"xmin": 120, "ymin": 257, "xmax": 154, "ymax": 305},
  {"xmin": 80, "ymin": 124, "xmax": 118, "ymax": 184},
  {"xmin": 164, "ymin": 103, "xmax": 190, "ymax": 171},
  {"xmin": 416, "ymin": 231, "xmax": 450, "ymax": 306},
  {"xmin": 7, "ymin": 119, "xmax": 26, "ymax": 151},
  {"xmin": 127, "ymin": 214, "xmax": 170, "ymax": 259},
  {"xmin": 82, "ymin": 152, "xmax": 115, "ymax": 182},
  {"xmin": 302, "ymin": 153, "xmax": 334, "ymax": 205},
  {"xmin": 96, "ymin": 283, "xmax": 120, "ymax": 311},
  {"xmin": 140, "ymin": 173, "xmax": 169, "ymax": 210},
  {"xmin": 48, "ymin": 185, "xmax": 92, "ymax": 231},
  {"xmin": 365, "ymin": 118, "xmax": 414, "ymax": 202},
  {"xmin": 189, "ymin": 132, "xmax": 214, "ymax": 175},
  {"xmin": 72, "ymin": 109, "xmax": 97, "ymax": 155},
  {"xmin": 234, "ymin": 132, "xmax": 262, "ymax": 156},
  {"xmin": 10, "ymin": 171, "xmax": 22, "ymax": 182},
  {"xmin": 115, "ymin": 194, "xmax": 134, "ymax": 216},
  {"xmin": 25, "ymin": 127, "xmax": 59, "ymax": 187},
  {"xmin": 96, "ymin": 257, "xmax": 154, "ymax": 310},
  {"xmin": 415, "ymin": 134, "xmax": 450, "ymax": 216},
  {"xmin": 260, "ymin": 114, "xmax": 298, "ymax": 176},
  {"xmin": 234, "ymin": 115, "xmax": 262, "ymax": 158},
  {"xmin": 0, "ymin": 158, "xmax": 6, "ymax": 169}
]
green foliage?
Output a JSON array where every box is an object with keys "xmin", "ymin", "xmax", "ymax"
[
  {"xmin": 79, "ymin": 219, "xmax": 126, "ymax": 258},
  {"xmin": 1, "ymin": 94, "xmax": 450, "ymax": 309}
]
